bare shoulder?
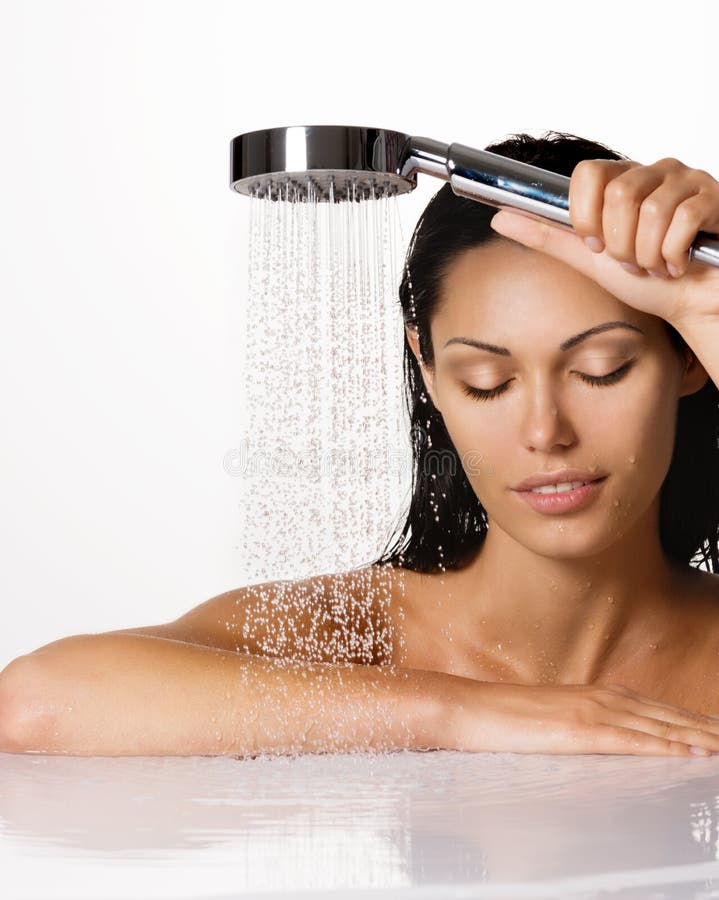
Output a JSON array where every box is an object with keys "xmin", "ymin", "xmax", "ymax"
[
  {"xmin": 669, "ymin": 566, "xmax": 719, "ymax": 714},
  {"xmin": 114, "ymin": 563, "xmax": 407, "ymax": 667},
  {"xmin": 370, "ymin": 564, "xmax": 453, "ymax": 668},
  {"xmin": 221, "ymin": 562, "xmax": 438, "ymax": 669},
  {"xmin": 678, "ymin": 566, "xmax": 719, "ymax": 618},
  {"xmin": 690, "ymin": 568, "xmax": 719, "ymax": 638}
]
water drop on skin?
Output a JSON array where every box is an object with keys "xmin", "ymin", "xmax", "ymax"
[
  {"xmin": 628, "ymin": 455, "xmax": 636, "ymax": 464},
  {"xmin": 607, "ymin": 596, "xmax": 615, "ymax": 604}
]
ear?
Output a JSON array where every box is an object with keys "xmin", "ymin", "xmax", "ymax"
[
  {"xmin": 678, "ymin": 345, "xmax": 710, "ymax": 399},
  {"xmin": 405, "ymin": 325, "xmax": 442, "ymax": 412}
]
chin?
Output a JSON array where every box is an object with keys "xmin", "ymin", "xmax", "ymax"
[{"xmin": 524, "ymin": 527, "xmax": 623, "ymax": 561}]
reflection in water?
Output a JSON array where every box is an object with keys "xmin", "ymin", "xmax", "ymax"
[{"xmin": 2, "ymin": 749, "xmax": 719, "ymax": 898}]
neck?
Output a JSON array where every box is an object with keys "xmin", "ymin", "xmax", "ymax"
[{"xmin": 451, "ymin": 495, "xmax": 690, "ymax": 685}]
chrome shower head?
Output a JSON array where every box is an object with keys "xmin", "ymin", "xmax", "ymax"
[
  {"xmin": 229, "ymin": 125, "xmax": 458, "ymax": 203},
  {"xmin": 229, "ymin": 125, "xmax": 719, "ymax": 267},
  {"xmin": 229, "ymin": 125, "xmax": 418, "ymax": 201}
]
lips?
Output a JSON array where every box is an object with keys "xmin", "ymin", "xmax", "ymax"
[
  {"xmin": 513, "ymin": 470, "xmax": 607, "ymax": 492},
  {"xmin": 515, "ymin": 477, "xmax": 608, "ymax": 514}
]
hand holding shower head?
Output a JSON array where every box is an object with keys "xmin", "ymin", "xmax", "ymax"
[{"xmin": 230, "ymin": 125, "xmax": 719, "ymax": 268}]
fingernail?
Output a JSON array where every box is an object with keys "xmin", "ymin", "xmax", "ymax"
[
  {"xmin": 667, "ymin": 263, "xmax": 681, "ymax": 278},
  {"xmin": 620, "ymin": 261, "xmax": 642, "ymax": 275},
  {"xmin": 647, "ymin": 269, "xmax": 668, "ymax": 280},
  {"xmin": 584, "ymin": 236, "xmax": 605, "ymax": 252}
]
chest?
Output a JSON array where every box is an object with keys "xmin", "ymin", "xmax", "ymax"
[{"xmin": 388, "ymin": 569, "xmax": 719, "ymax": 716}]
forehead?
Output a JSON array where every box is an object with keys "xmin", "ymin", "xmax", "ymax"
[{"xmin": 433, "ymin": 240, "xmax": 653, "ymax": 347}]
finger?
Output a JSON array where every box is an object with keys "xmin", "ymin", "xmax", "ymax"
[
  {"xmin": 607, "ymin": 710, "xmax": 719, "ymax": 752},
  {"xmin": 586, "ymin": 724, "xmax": 711, "ymax": 757},
  {"xmin": 600, "ymin": 166, "xmax": 665, "ymax": 271},
  {"xmin": 634, "ymin": 181, "xmax": 701, "ymax": 276},
  {"xmin": 662, "ymin": 189, "xmax": 719, "ymax": 277},
  {"xmin": 603, "ymin": 688, "xmax": 719, "ymax": 732},
  {"xmin": 569, "ymin": 159, "xmax": 639, "ymax": 247},
  {"xmin": 489, "ymin": 210, "xmax": 592, "ymax": 277}
]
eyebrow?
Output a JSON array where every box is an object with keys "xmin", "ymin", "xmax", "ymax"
[{"xmin": 443, "ymin": 321, "xmax": 645, "ymax": 355}]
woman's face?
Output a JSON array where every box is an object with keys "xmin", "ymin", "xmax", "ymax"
[{"xmin": 406, "ymin": 240, "xmax": 706, "ymax": 559}]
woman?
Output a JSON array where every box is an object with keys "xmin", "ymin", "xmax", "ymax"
[
  {"xmin": 373, "ymin": 131, "xmax": 719, "ymax": 707},
  {"xmin": 3, "ymin": 132, "xmax": 719, "ymax": 759}
]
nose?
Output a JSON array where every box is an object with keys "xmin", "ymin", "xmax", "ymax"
[{"xmin": 519, "ymin": 380, "xmax": 577, "ymax": 453}]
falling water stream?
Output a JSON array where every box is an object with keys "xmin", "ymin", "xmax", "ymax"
[{"xmin": 236, "ymin": 178, "xmax": 410, "ymax": 585}]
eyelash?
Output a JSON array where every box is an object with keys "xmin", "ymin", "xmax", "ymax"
[{"xmin": 461, "ymin": 361, "xmax": 635, "ymax": 402}]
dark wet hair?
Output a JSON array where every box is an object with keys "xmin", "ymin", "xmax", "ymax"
[{"xmin": 372, "ymin": 130, "xmax": 719, "ymax": 575}]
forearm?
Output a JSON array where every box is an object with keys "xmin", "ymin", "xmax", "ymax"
[{"xmin": 0, "ymin": 635, "xmax": 450, "ymax": 757}]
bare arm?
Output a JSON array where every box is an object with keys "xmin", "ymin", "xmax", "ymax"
[
  {"xmin": 0, "ymin": 634, "xmax": 449, "ymax": 757},
  {"xmin": 4, "ymin": 633, "xmax": 719, "ymax": 759},
  {"xmin": 7, "ymin": 563, "xmax": 716, "ymax": 759}
]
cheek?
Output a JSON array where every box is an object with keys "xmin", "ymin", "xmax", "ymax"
[
  {"xmin": 440, "ymin": 409, "xmax": 507, "ymax": 487},
  {"xmin": 623, "ymin": 385, "xmax": 679, "ymax": 478}
]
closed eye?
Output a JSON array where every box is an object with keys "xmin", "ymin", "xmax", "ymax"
[{"xmin": 462, "ymin": 361, "xmax": 635, "ymax": 402}]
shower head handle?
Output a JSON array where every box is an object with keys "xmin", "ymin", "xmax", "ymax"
[
  {"xmin": 449, "ymin": 141, "xmax": 718, "ymax": 268},
  {"xmin": 447, "ymin": 141, "xmax": 573, "ymax": 226},
  {"xmin": 406, "ymin": 138, "xmax": 719, "ymax": 268}
]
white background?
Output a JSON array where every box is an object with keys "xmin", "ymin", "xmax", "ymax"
[{"xmin": 1, "ymin": 0, "xmax": 716, "ymax": 668}]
